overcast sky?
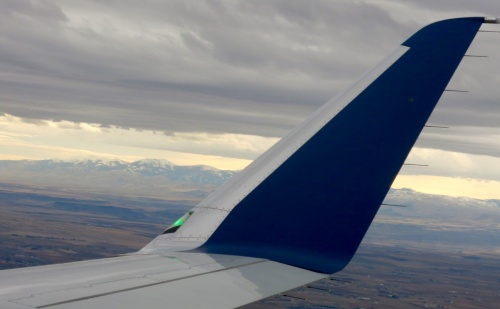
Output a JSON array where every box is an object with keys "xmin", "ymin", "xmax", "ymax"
[{"xmin": 0, "ymin": 0, "xmax": 499, "ymax": 198}]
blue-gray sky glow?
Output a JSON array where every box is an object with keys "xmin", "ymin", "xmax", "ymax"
[{"xmin": 0, "ymin": 0, "xmax": 499, "ymax": 198}]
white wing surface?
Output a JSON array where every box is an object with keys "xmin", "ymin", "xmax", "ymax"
[{"xmin": 0, "ymin": 253, "xmax": 324, "ymax": 308}]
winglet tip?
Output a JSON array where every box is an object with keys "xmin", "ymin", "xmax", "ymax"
[{"xmin": 484, "ymin": 17, "xmax": 500, "ymax": 24}]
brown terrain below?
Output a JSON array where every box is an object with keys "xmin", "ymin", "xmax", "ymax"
[{"xmin": 0, "ymin": 185, "xmax": 498, "ymax": 308}]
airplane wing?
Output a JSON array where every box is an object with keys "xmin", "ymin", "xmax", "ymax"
[{"xmin": 0, "ymin": 17, "xmax": 496, "ymax": 309}]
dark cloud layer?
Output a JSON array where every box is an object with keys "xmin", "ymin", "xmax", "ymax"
[{"xmin": 0, "ymin": 1, "xmax": 499, "ymax": 156}]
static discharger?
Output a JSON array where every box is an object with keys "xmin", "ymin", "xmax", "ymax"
[
  {"xmin": 425, "ymin": 125, "xmax": 449, "ymax": 128},
  {"xmin": 329, "ymin": 278, "xmax": 352, "ymax": 284},
  {"xmin": 381, "ymin": 203, "xmax": 408, "ymax": 208},
  {"xmin": 306, "ymin": 285, "xmax": 330, "ymax": 292},
  {"xmin": 281, "ymin": 294, "xmax": 307, "ymax": 301}
]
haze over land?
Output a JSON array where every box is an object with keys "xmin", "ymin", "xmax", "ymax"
[
  {"xmin": 1, "ymin": 159, "xmax": 499, "ymax": 256},
  {"xmin": 1, "ymin": 158, "xmax": 499, "ymax": 308}
]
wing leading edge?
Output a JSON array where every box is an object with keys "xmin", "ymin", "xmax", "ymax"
[{"xmin": 0, "ymin": 17, "xmax": 495, "ymax": 309}]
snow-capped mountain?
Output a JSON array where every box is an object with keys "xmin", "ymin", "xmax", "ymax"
[
  {"xmin": 381, "ymin": 188, "xmax": 500, "ymax": 219},
  {"xmin": 0, "ymin": 159, "xmax": 237, "ymax": 186},
  {"xmin": 0, "ymin": 159, "xmax": 498, "ymax": 223}
]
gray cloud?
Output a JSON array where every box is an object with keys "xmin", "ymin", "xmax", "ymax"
[
  {"xmin": 398, "ymin": 0, "xmax": 500, "ymax": 16},
  {"xmin": 0, "ymin": 1, "xmax": 499, "ymax": 157}
]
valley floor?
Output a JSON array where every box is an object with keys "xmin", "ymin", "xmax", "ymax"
[{"xmin": 1, "ymin": 185, "xmax": 498, "ymax": 308}]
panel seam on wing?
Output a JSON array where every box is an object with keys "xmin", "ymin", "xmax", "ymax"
[{"xmin": 33, "ymin": 259, "xmax": 268, "ymax": 309}]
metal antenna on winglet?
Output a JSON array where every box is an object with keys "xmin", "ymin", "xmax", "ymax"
[{"xmin": 484, "ymin": 17, "xmax": 499, "ymax": 24}]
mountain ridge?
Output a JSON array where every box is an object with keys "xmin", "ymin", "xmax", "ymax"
[
  {"xmin": 1, "ymin": 159, "xmax": 499, "ymax": 216},
  {"xmin": 0, "ymin": 159, "xmax": 237, "ymax": 186}
]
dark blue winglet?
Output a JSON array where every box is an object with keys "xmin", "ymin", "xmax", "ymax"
[{"xmin": 198, "ymin": 18, "xmax": 485, "ymax": 273}]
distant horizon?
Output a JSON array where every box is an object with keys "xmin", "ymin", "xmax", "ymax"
[
  {"xmin": 0, "ymin": 156, "xmax": 234, "ymax": 168},
  {"xmin": 1, "ymin": 157, "xmax": 500, "ymax": 201}
]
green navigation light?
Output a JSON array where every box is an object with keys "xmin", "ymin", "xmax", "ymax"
[{"xmin": 163, "ymin": 211, "xmax": 194, "ymax": 234}]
